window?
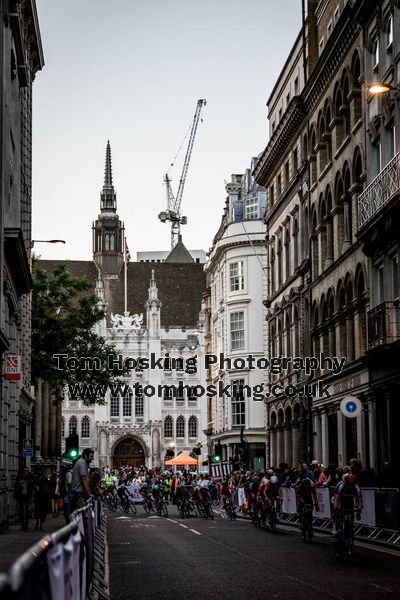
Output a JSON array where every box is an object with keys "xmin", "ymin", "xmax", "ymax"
[
  {"xmin": 81, "ymin": 416, "xmax": 90, "ymax": 438},
  {"xmin": 163, "ymin": 386, "xmax": 174, "ymax": 401},
  {"xmin": 277, "ymin": 174, "xmax": 282, "ymax": 196},
  {"xmin": 327, "ymin": 20, "xmax": 332, "ymax": 38},
  {"xmin": 372, "ymin": 36, "xmax": 379, "ymax": 70},
  {"xmin": 373, "ymin": 140, "xmax": 381, "ymax": 177},
  {"xmin": 188, "ymin": 416, "xmax": 197, "ymax": 438},
  {"xmin": 164, "ymin": 416, "xmax": 173, "ymax": 438},
  {"xmin": 232, "ymin": 379, "xmax": 245, "ymax": 427},
  {"xmin": 104, "ymin": 228, "xmax": 115, "ymax": 251},
  {"xmin": 386, "ymin": 14, "xmax": 393, "ymax": 49},
  {"xmin": 230, "ymin": 311, "xmax": 245, "ymax": 351},
  {"xmin": 278, "ymin": 107, "xmax": 282, "ymax": 121},
  {"xmin": 220, "ymin": 269, "xmax": 224, "ymax": 300},
  {"xmin": 110, "ymin": 395, "xmax": 120, "ymax": 417},
  {"xmin": 69, "ymin": 416, "xmax": 77, "ymax": 435},
  {"xmin": 272, "ymin": 121, "xmax": 276, "ymax": 134},
  {"xmin": 334, "ymin": 5, "xmax": 340, "ymax": 25},
  {"xmin": 293, "ymin": 148, "xmax": 298, "ymax": 172},
  {"xmin": 285, "ymin": 161, "xmax": 290, "ymax": 187},
  {"xmin": 230, "ymin": 261, "xmax": 244, "ymax": 291},
  {"xmin": 389, "ymin": 125, "xmax": 396, "ymax": 160},
  {"xmin": 123, "ymin": 393, "xmax": 132, "ymax": 416},
  {"xmin": 244, "ymin": 197, "xmax": 259, "ymax": 219},
  {"xmin": 319, "ymin": 37, "xmax": 324, "ymax": 56},
  {"xmin": 294, "ymin": 77, "xmax": 299, "ymax": 96},
  {"xmin": 286, "ymin": 93, "xmax": 290, "ymax": 108},
  {"xmin": 176, "ymin": 415, "xmax": 185, "ymax": 438},
  {"xmin": 270, "ymin": 184, "xmax": 274, "ymax": 207},
  {"xmin": 188, "ymin": 387, "xmax": 197, "ymax": 402},
  {"xmin": 376, "ymin": 263, "xmax": 384, "ymax": 304},
  {"xmin": 61, "ymin": 417, "xmax": 65, "ymax": 439},
  {"xmin": 391, "ymin": 254, "xmax": 399, "ymax": 299},
  {"xmin": 135, "ymin": 390, "xmax": 144, "ymax": 416}
]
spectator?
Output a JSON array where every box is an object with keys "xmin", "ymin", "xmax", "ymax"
[
  {"xmin": 14, "ymin": 467, "xmax": 33, "ymax": 531},
  {"xmin": 33, "ymin": 469, "xmax": 49, "ymax": 531},
  {"xmin": 65, "ymin": 448, "xmax": 94, "ymax": 520},
  {"xmin": 48, "ymin": 469, "xmax": 61, "ymax": 518}
]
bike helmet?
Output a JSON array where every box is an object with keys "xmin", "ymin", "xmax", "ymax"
[
  {"xmin": 346, "ymin": 474, "xmax": 357, "ymax": 485},
  {"xmin": 267, "ymin": 469, "xmax": 274, "ymax": 476},
  {"xmin": 270, "ymin": 475, "xmax": 279, "ymax": 485}
]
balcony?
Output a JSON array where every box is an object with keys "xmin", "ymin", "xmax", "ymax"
[
  {"xmin": 358, "ymin": 153, "xmax": 400, "ymax": 230},
  {"xmin": 368, "ymin": 301, "xmax": 400, "ymax": 349}
]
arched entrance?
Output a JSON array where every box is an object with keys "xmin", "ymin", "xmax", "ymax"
[{"xmin": 113, "ymin": 437, "xmax": 145, "ymax": 468}]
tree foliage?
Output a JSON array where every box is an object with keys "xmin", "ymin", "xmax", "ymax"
[{"xmin": 32, "ymin": 262, "xmax": 127, "ymax": 403}]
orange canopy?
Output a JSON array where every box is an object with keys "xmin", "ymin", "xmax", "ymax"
[{"xmin": 164, "ymin": 452, "xmax": 200, "ymax": 466}]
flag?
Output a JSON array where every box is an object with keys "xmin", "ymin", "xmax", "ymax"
[{"xmin": 125, "ymin": 242, "xmax": 131, "ymax": 264}]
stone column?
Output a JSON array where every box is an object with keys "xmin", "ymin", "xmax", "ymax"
[
  {"xmin": 34, "ymin": 379, "xmax": 43, "ymax": 460},
  {"xmin": 325, "ymin": 217, "xmax": 333, "ymax": 267},
  {"xmin": 41, "ymin": 381, "xmax": 49, "ymax": 460},
  {"xmin": 276, "ymin": 426, "xmax": 284, "ymax": 465},
  {"xmin": 345, "ymin": 307, "xmax": 355, "ymax": 362},
  {"xmin": 55, "ymin": 402, "xmax": 62, "ymax": 458},
  {"xmin": 337, "ymin": 410, "xmax": 347, "ymax": 466},
  {"xmin": 367, "ymin": 397, "xmax": 377, "ymax": 470},
  {"xmin": 313, "ymin": 411, "xmax": 322, "ymax": 464},
  {"xmin": 356, "ymin": 405, "xmax": 367, "ymax": 466},
  {"xmin": 269, "ymin": 427, "xmax": 277, "ymax": 468},
  {"xmin": 343, "ymin": 198, "xmax": 352, "ymax": 251},
  {"xmin": 291, "ymin": 421, "xmax": 300, "ymax": 469},
  {"xmin": 152, "ymin": 428, "xmax": 161, "ymax": 468},
  {"xmin": 49, "ymin": 391, "xmax": 57, "ymax": 459},
  {"xmin": 321, "ymin": 410, "xmax": 329, "ymax": 467},
  {"xmin": 283, "ymin": 423, "xmax": 292, "ymax": 466}
]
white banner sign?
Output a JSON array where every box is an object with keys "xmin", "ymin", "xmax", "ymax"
[
  {"xmin": 127, "ymin": 482, "xmax": 143, "ymax": 502},
  {"xmin": 282, "ymin": 487, "xmax": 297, "ymax": 514},
  {"xmin": 313, "ymin": 487, "xmax": 331, "ymax": 518},
  {"xmin": 358, "ymin": 488, "xmax": 376, "ymax": 527}
]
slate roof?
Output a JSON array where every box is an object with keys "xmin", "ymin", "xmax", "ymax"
[
  {"xmin": 38, "ymin": 260, "xmax": 206, "ymax": 327},
  {"xmin": 164, "ymin": 240, "xmax": 194, "ymax": 263}
]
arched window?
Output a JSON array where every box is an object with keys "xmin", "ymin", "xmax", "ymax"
[
  {"xmin": 176, "ymin": 416, "xmax": 185, "ymax": 438},
  {"xmin": 69, "ymin": 416, "xmax": 77, "ymax": 435},
  {"xmin": 188, "ymin": 416, "xmax": 197, "ymax": 438},
  {"xmin": 61, "ymin": 417, "xmax": 65, "ymax": 439},
  {"xmin": 164, "ymin": 416, "xmax": 173, "ymax": 438},
  {"xmin": 81, "ymin": 416, "xmax": 90, "ymax": 438},
  {"xmin": 285, "ymin": 226, "xmax": 290, "ymax": 280},
  {"xmin": 270, "ymin": 248, "xmax": 275, "ymax": 293}
]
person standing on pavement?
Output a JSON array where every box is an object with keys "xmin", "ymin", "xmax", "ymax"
[
  {"xmin": 33, "ymin": 469, "xmax": 49, "ymax": 531},
  {"xmin": 65, "ymin": 448, "xmax": 94, "ymax": 520},
  {"xmin": 14, "ymin": 467, "xmax": 33, "ymax": 531}
]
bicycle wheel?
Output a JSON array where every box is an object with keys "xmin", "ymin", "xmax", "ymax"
[
  {"xmin": 208, "ymin": 505, "xmax": 214, "ymax": 520},
  {"xmin": 129, "ymin": 501, "xmax": 137, "ymax": 515},
  {"xmin": 143, "ymin": 499, "xmax": 150, "ymax": 514},
  {"xmin": 162, "ymin": 503, "xmax": 168, "ymax": 517}
]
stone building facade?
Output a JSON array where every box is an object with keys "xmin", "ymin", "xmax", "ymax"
[
  {"xmin": 255, "ymin": 0, "xmax": 398, "ymax": 475},
  {"xmin": 41, "ymin": 143, "xmax": 208, "ymax": 468},
  {"xmin": 205, "ymin": 160, "xmax": 268, "ymax": 471},
  {"xmin": 0, "ymin": 1, "xmax": 43, "ymax": 528}
]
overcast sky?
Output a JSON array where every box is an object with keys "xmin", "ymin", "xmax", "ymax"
[{"xmin": 32, "ymin": 0, "xmax": 301, "ymax": 261}]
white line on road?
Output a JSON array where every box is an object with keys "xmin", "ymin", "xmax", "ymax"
[
  {"xmin": 189, "ymin": 529, "xmax": 202, "ymax": 536},
  {"xmin": 179, "ymin": 523, "xmax": 188, "ymax": 528},
  {"xmin": 166, "ymin": 518, "xmax": 178, "ymax": 524}
]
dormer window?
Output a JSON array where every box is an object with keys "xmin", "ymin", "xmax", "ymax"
[{"xmin": 372, "ymin": 36, "xmax": 379, "ymax": 71}]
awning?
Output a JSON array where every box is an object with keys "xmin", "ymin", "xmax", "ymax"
[{"xmin": 164, "ymin": 452, "xmax": 200, "ymax": 466}]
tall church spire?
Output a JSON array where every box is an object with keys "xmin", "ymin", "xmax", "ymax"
[{"xmin": 100, "ymin": 140, "xmax": 116, "ymax": 212}]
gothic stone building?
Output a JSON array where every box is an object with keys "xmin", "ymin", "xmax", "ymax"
[{"xmin": 40, "ymin": 143, "xmax": 208, "ymax": 468}]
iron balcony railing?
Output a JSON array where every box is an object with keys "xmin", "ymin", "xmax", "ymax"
[
  {"xmin": 368, "ymin": 301, "xmax": 400, "ymax": 349},
  {"xmin": 358, "ymin": 152, "xmax": 400, "ymax": 229}
]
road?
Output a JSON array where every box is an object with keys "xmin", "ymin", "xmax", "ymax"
[{"xmin": 108, "ymin": 505, "xmax": 400, "ymax": 600}]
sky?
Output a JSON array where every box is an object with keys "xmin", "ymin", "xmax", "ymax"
[{"xmin": 32, "ymin": 0, "xmax": 301, "ymax": 261}]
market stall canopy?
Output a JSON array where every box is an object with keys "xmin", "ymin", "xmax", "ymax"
[{"xmin": 164, "ymin": 452, "xmax": 200, "ymax": 465}]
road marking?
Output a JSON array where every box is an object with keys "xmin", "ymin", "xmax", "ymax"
[
  {"xmin": 166, "ymin": 518, "xmax": 178, "ymax": 524},
  {"xmin": 189, "ymin": 529, "xmax": 202, "ymax": 536},
  {"xmin": 179, "ymin": 523, "xmax": 188, "ymax": 529}
]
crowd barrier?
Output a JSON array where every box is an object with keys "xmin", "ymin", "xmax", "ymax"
[{"xmin": 0, "ymin": 498, "xmax": 108, "ymax": 600}]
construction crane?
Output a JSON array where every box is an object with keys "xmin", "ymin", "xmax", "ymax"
[{"xmin": 158, "ymin": 99, "xmax": 207, "ymax": 249}]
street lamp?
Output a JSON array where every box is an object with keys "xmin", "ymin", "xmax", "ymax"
[
  {"xmin": 368, "ymin": 82, "xmax": 397, "ymax": 95},
  {"xmin": 30, "ymin": 239, "xmax": 66, "ymax": 248}
]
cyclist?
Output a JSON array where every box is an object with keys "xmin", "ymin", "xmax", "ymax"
[
  {"xmin": 263, "ymin": 475, "xmax": 282, "ymax": 515},
  {"xmin": 219, "ymin": 478, "xmax": 233, "ymax": 507},
  {"xmin": 117, "ymin": 478, "xmax": 133, "ymax": 510},
  {"xmin": 296, "ymin": 472, "xmax": 319, "ymax": 514},
  {"xmin": 151, "ymin": 480, "xmax": 163, "ymax": 510},
  {"xmin": 332, "ymin": 473, "xmax": 362, "ymax": 538}
]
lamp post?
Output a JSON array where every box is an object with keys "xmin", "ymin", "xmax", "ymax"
[
  {"xmin": 30, "ymin": 239, "xmax": 66, "ymax": 248},
  {"xmin": 367, "ymin": 82, "xmax": 399, "ymax": 95}
]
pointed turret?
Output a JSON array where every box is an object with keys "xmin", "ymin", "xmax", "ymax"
[
  {"xmin": 100, "ymin": 141, "xmax": 117, "ymax": 212},
  {"xmin": 146, "ymin": 269, "xmax": 162, "ymax": 338},
  {"xmin": 93, "ymin": 141, "xmax": 124, "ymax": 278}
]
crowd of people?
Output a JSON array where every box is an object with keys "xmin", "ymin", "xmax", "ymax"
[{"xmin": 13, "ymin": 451, "xmax": 367, "ymax": 534}]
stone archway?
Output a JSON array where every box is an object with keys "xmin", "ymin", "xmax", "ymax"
[{"xmin": 113, "ymin": 437, "xmax": 145, "ymax": 468}]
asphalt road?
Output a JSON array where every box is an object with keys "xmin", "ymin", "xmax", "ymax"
[{"xmin": 108, "ymin": 505, "xmax": 400, "ymax": 600}]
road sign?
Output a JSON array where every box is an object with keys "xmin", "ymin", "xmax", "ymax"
[
  {"xmin": 22, "ymin": 439, "xmax": 33, "ymax": 457},
  {"xmin": 340, "ymin": 396, "xmax": 362, "ymax": 418},
  {"xmin": 4, "ymin": 355, "xmax": 21, "ymax": 380}
]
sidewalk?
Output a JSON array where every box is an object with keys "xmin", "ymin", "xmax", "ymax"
[{"xmin": 0, "ymin": 514, "xmax": 66, "ymax": 574}]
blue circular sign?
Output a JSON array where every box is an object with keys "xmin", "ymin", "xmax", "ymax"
[{"xmin": 340, "ymin": 396, "xmax": 362, "ymax": 418}]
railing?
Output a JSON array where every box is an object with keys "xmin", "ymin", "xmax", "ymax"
[
  {"xmin": 0, "ymin": 498, "xmax": 108, "ymax": 599},
  {"xmin": 358, "ymin": 152, "xmax": 400, "ymax": 229},
  {"xmin": 368, "ymin": 301, "xmax": 400, "ymax": 349}
]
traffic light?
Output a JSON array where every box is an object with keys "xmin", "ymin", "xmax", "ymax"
[
  {"xmin": 65, "ymin": 433, "xmax": 79, "ymax": 460},
  {"xmin": 165, "ymin": 448, "xmax": 174, "ymax": 458},
  {"xmin": 192, "ymin": 447, "xmax": 201, "ymax": 456},
  {"xmin": 214, "ymin": 444, "xmax": 222, "ymax": 462}
]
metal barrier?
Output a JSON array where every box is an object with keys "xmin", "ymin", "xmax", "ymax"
[{"xmin": 0, "ymin": 498, "xmax": 109, "ymax": 599}]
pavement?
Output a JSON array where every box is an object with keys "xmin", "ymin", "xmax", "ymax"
[
  {"xmin": 0, "ymin": 514, "xmax": 66, "ymax": 573},
  {"xmin": 108, "ymin": 504, "xmax": 400, "ymax": 600}
]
